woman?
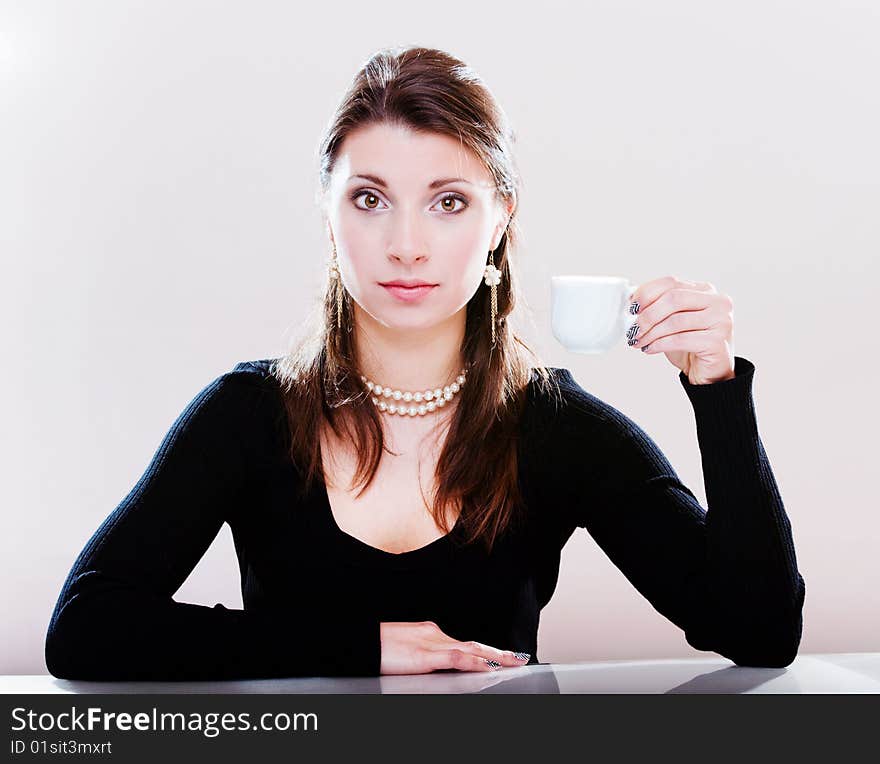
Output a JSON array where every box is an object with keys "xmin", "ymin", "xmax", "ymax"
[{"xmin": 45, "ymin": 46, "xmax": 805, "ymax": 681}]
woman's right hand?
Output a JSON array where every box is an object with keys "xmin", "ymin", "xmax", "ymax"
[{"xmin": 379, "ymin": 621, "xmax": 530, "ymax": 675}]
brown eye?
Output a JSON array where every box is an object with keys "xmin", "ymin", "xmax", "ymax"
[
  {"xmin": 351, "ymin": 190, "xmax": 385, "ymax": 211},
  {"xmin": 435, "ymin": 194, "xmax": 467, "ymax": 213}
]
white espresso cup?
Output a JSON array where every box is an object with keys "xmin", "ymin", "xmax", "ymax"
[{"xmin": 551, "ymin": 275, "xmax": 639, "ymax": 354}]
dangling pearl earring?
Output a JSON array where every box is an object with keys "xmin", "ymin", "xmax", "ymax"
[{"xmin": 483, "ymin": 249, "xmax": 502, "ymax": 346}]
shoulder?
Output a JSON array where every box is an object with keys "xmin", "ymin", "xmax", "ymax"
[
  {"xmin": 523, "ymin": 366, "xmax": 656, "ymax": 458},
  {"xmin": 188, "ymin": 357, "xmax": 283, "ymax": 425},
  {"xmin": 213, "ymin": 357, "xmax": 283, "ymax": 402},
  {"xmin": 200, "ymin": 358, "xmax": 287, "ymax": 455},
  {"xmin": 227, "ymin": 357, "xmax": 280, "ymax": 386},
  {"xmin": 526, "ymin": 366, "xmax": 632, "ymax": 429}
]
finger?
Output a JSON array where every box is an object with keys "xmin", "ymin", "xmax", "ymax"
[
  {"xmin": 450, "ymin": 640, "xmax": 530, "ymax": 668},
  {"xmin": 628, "ymin": 275, "xmax": 705, "ymax": 315},
  {"xmin": 629, "ymin": 302, "xmax": 715, "ymax": 349},
  {"xmin": 427, "ymin": 647, "xmax": 504, "ymax": 672},
  {"xmin": 418, "ymin": 624, "xmax": 524, "ymax": 664},
  {"xmin": 422, "ymin": 625, "xmax": 531, "ymax": 668},
  {"xmin": 626, "ymin": 288, "xmax": 714, "ymax": 347},
  {"xmin": 641, "ymin": 327, "xmax": 717, "ymax": 354}
]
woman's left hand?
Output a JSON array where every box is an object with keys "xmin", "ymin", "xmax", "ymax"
[{"xmin": 627, "ymin": 276, "xmax": 736, "ymax": 385}]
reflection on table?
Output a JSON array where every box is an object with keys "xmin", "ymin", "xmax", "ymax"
[{"xmin": 2, "ymin": 653, "xmax": 877, "ymax": 694}]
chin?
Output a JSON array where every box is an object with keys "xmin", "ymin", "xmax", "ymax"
[
  {"xmin": 368, "ymin": 307, "xmax": 447, "ymax": 331},
  {"xmin": 384, "ymin": 314, "xmax": 443, "ymax": 331}
]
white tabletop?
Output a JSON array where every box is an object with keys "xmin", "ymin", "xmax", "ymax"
[{"xmin": 2, "ymin": 653, "xmax": 878, "ymax": 693}]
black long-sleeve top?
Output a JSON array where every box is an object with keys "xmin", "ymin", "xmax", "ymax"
[{"xmin": 44, "ymin": 355, "xmax": 806, "ymax": 680}]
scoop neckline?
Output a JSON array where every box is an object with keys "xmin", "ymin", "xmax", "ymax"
[{"xmin": 315, "ymin": 472, "xmax": 462, "ymax": 566}]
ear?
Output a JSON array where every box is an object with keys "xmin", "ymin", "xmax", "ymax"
[
  {"xmin": 325, "ymin": 218, "xmax": 335, "ymax": 249},
  {"xmin": 490, "ymin": 200, "xmax": 515, "ymax": 250}
]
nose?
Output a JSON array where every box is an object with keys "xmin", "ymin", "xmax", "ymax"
[{"xmin": 387, "ymin": 208, "xmax": 428, "ymax": 265}]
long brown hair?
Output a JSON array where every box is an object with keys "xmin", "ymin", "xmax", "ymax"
[{"xmin": 270, "ymin": 45, "xmax": 560, "ymax": 555}]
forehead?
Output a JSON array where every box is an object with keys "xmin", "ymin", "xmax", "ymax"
[{"xmin": 332, "ymin": 122, "xmax": 493, "ymax": 190}]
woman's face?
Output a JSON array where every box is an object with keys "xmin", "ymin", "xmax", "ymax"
[{"xmin": 323, "ymin": 122, "xmax": 513, "ymax": 333}]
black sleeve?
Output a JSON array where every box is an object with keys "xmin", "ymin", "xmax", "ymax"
[
  {"xmin": 555, "ymin": 356, "xmax": 806, "ymax": 668},
  {"xmin": 44, "ymin": 371, "xmax": 382, "ymax": 680}
]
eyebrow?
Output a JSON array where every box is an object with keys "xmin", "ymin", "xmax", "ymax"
[{"xmin": 348, "ymin": 173, "xmax": 473, "ymax": 189}]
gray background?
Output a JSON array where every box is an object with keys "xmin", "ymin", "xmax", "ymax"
[{"xmin": 2, "ymin": 0, "xmax": 877, "ymax": 673}]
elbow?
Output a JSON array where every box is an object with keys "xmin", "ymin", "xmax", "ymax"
[
  {"xmin": 730, "ymin": 576, "xmax": 807, "ymax": 668},
  {"xmin": 45, "ymin": 619, "xmax": 79, "ymax": 680},
  {"xmin": 46, "ymin": 615, "xmax": 115, "ymax": 681},
  {"xmin": 719, "ymin": 608, "xmax": 804, "ymax": 669},
  {"xmin": 726, "ymin": 638, "xmax": 801, "ymax": 668},
  {"xmin": 688, "ymin": 629, "xmax": 803, "ymax": 669},
  {"xmin": 689, "ymin": 573, "xmax": 806, "ymax": 668},
  {"xmin": 45, "ymin": 595, "xmax": 103, "ymax": 680},
  {"xmin": 45, "ymin": 570, "xmax": 129, "ymax": 681},
  {"xmin": 726, "ymin": 589, "xmax": 804, "ymax": 668},
  {"xmin": 685, "ymin": 593, "xmax": 805, "ymax": 669},
  {"xmin": 731, "ymin": 599, "xmax": 805, "ymax": 668}
]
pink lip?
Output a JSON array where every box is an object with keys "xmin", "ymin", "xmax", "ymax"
[{"xmin": 381, "ymin": 284, "xmax": 437, "ymax": 303}]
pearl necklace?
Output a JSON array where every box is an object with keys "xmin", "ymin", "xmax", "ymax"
[{"xmin": 360, "ymin": 368, "xmax": 469, "ymax": 417}]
